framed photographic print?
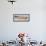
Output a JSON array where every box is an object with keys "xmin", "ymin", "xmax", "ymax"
[{"xmin": 13, "ymin": 14, "xmax": 30, "ymax": 22}]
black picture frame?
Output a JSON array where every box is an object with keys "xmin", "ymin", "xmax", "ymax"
[{"xmin": 13, "ymin": 14, "xmax": 30, "ymax": 22}]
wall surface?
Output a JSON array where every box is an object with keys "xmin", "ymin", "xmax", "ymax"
[{"xmin": 0, "ymin": 0, "xmax": 46, "ymax": 41}]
